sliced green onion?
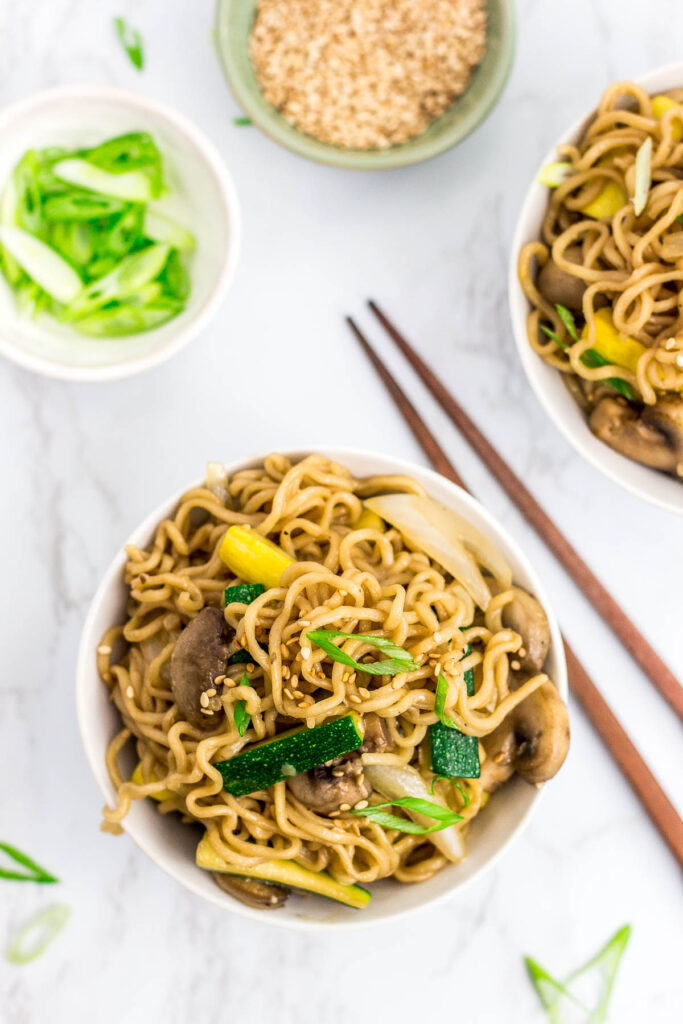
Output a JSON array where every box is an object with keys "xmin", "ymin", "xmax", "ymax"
[
  {"xmin": 429, "ymin": 775, "xmax": 471, "ymax": 808},
  {"xmin": 64, "ymin": 243, "xmax": 170, "ymax": 319},
  {"xmin": 83, "ymin": 133, "xmax": 162, "ymax": 195},
  {"xmin": 53, "ymin": 158, "xmax": 155, "ymax": 203},
  {"xmin": 0, "ymin": 226, "xmax": 81, "ymax": 304},
  {"xmin": 49, "ymin": 222, "xmax": 94, "ymax": 267},
  {"xmin": 633, "ymin": 137, "xmax": 652, "ymax": 216},
  {"xmin": 540, "ymin": 323, "xmax": 569, "ymax": 350},
  {"xmin": 43, "ymin": 192, "xmax": 127, "ymax": 221},
  {"xmin": 306, "ymin": 629, "xmax": 418, "ymax": 677},
  {"xmin": 233, "ymin": 117, "xmax": 253, "ymax": 126},
  {"xmin": 143, "ymin": 207, "xmax": 195, "ymax": 251},
  {"xmin": 579, "ymin": 349, "xmax": 637, "ymax": 400},
  {"xmin": 233, "ymin": 672, "xmax": 252, "ymax": 737},
  {"xmin": 114, "ymin": 16, "xmax": 144, "ymax": 71},
  {"xmin": 70, "ymin": 300, "xmax": 181, "ymax": 338},
  {"xmin": 538, "ymin": 161, "xmax": 574, "ymax": 187},
  {"xmin": 6, "ymin": 905, "xmax": 70, "ymax": 965},
  {"xmin": 0, "ymin": 177, "xmax": 23, "ymax": 285},
  {"xmin": 13, "ymin": 151, "xmax": 45, "ymax": 236},
  {"xmin": 555, "ymin": 303, "xmax": 580, "ymax": 342},
  {"xmin": 0, "ymin": 842, "xmax": 58, "ymax": 883},
  {"xmin": 350, "ymin": 796, "xmax": 462, "ymax": 835},
  {"xmin": 525, "ymin": 957, "xmax": 589, "ymax": 1022},
  {"xmin": 434, "ymin": 673, "xmax": 457, "ymax": 728},
  {"xmin": 160, "ymin": 250, "xmax": 191, "ymax": 301}
]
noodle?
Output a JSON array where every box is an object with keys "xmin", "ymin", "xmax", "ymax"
[
  {"xmin": 519, "ymin": 81, "xmax": 683, "ymax": 478},
  {"xmin": 98, "ymin": 453, "xmax": 565, "ymax": 903}
]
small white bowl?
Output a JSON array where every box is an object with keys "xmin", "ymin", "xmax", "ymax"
[
  {"xmin": 509, "ymin": 62, "xmax": 683, "ymax": 515},
  {"xmin": 0, "ymin": 86, "xmax": 240, "ymax": 381},
  {"xmin": 76, "ymin": 446, "xmax": 568, "ymax": 930}
]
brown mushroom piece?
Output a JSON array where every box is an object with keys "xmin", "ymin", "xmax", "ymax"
[
  {"xmin": 360, "ymin": 712, "xmax": 392, "ymax": 754},
  {"xmin": 537, "ymin": 245, "xmax": 587, "ymax": 311},
  {"xmin": 480, "ymin": 681, "xmax": 570, "ymax": 789},
  {"xmin": 213, "ymin": 872, "xmax": 289, "ymax": 910},
  {"xmin": 287, "ymin": 755, "xmax": 371, "ymax": 815},
  {"xmin": 589, "ymin": 394, "xmax": 683, "ymax": 475},
  {"xmin": 501, "ymin": 586, "xmax": 551, "ymax": 673},
  {"xmin": 170, "ymin": 607, "xmax": 234, "ymax": 728}
]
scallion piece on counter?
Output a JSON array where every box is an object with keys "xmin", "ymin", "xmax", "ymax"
[
  {"xmin": 350, "ymin": 796, "xmax": 462, "ymax": 835},
  {"xmin": 0, "ymin": 133, "xmax": 194, "ymax": 338},
  {"xmin": 306, "ymin": 629, "xmax": 418, "ymax": 677},
  {"xmin": 114, "ymin": 16, "xmax": 145, "ymax": 71},
  {"xmin": 525, "ymin": 924, "xmax": 631, "ymax": 1023},
  {"xmin": 233, "ymin": 117, "xmax": 253, "ymax": 126},
  {"xmin": 6, "ymin": 905, "xmax": 71, "ymax": 965},
  {"xmin": 0, "ymin": 842, "xmax": 58, "ymax": 884}
]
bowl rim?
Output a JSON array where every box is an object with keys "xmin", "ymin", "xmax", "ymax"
[
  {"xmin": 508, "ymin": 61, "xmax": 683, "ymax": 515},
  {"xmin": 76, "ymin": 445, "xmax": 568, "ymax": 931},
  {"xmin": 0, "ymin": 84, "xmax": 242, "ymax": 383},
  {"xmin": 213, "ymin": 0, "xmax": 516, "ymax": 170}
]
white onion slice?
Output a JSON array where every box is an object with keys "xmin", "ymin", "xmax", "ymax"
[
  {"xmin": 633, "ymin": 137, "xmax": 652, "ymax": 216},
  {"xmin": 206, "ymin": 461, "xmax": 229, "ymax": 503},
  {"xmin": 365, "ymin": 493, "xmax": 504, "ymax": 610},
  {"xmin": 0, "ymin": 225, "xmax": 81, "ymax": 303},
  {"xmin": 364, "ymin": 764, "xmax": 465, "ymax": 863}
]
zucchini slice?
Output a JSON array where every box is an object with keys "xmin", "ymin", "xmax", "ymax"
[
  {"xmin": 429, "ymin": 641, "xmax": 481, "ymax": 779},
  {"xmin": 224, "ymin": 583, "xmax": 266, "ymax": 606},
  {"xmin": 215, "ymin": 713, "xmax": 364, "ymax": 797},
  {"xmin": 196, "ymin": 833, "xmax": 371, "ymax": 909}
]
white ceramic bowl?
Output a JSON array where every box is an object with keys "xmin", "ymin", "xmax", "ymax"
[
  {"xmin": 509, "ymin": 62, "xmax": 683, "ymax": 515},
  {"xmin": 0, "ymin": 86, "xmax": 240, "ymax": 381},
  {"xmin": 76, "ymin": 446, "xmax": 568, "ymax": 930}
]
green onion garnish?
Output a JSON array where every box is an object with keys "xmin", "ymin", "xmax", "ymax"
[
  {"xmin": 0, "ymin": 842, "xmax": 58, "ymax": 884},
  {"xmin": 6, "ymin": 905, "xmax": 70, "ymax": 965},
  {"xmin": 306, "ymin": 630, "xmax": 418, "ymax": 677},
  {"xmin": 233, "ymin": 673, "xmax": 252, "ymax": 737},
  {"xmin": 542, "ymin": 306, "xmax": 637, "ymax": 400},
  {"xmin": 525, "ymin": 924, "xmax": 631, "ymax": 1023},
  {"xmin": 114, "ymin": 16, "xmax": 144, "ymax": 71},
  {"xmin": 434, "ymin": 673, "xmax": 457, "ymax": 728},
  {"xmin": 233, "ymin": 117, "xmax": 253, "ymax": 127},
  {"xmin": 350, "ymin": 796, "xmax": 462, "ymax": 835},
  {"xmin": 555, "ymin": 303, "xmax": 580, "ymax": 342},
  {"xmin": 429, "ymin": 775, "xmax": 471, "ymax": 808}
]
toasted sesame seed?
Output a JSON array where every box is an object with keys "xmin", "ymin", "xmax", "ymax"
[
  {"xmin": 102, "ymin": 672, "xmax": 112, "ymax": 683},
  {"xmin": 206, "ymin": 688, "xmax": 217, "ymax": 697},
  {"xmin": 518, "ymin": 647, "xmax": 527, "ymax": 658},
  {"xmin": 300, "ymin": 647, "xmax": 311, "ymax": 660},
  {"xmin": 200, "ymin": 708, "xmax": 214, "ymax": 716},
  {"xmin": 331, "ymin": 769, "xmax": 345, "ymax": 777},
  {"xmin": 214, "ymin": 674, "xmax": 226, "ymax": 687},
  {"xmin": 354, "ymin": 799, "xmax": 369, "ymax": 810},
  {"xmin": 298, "ymin": 699, "xmax": 313, "ymax": 709},
  {"xmin": 433, "ymin": 632, "xmax": 442, "ymax": 644},
  {"xmin": 510, "ymin": 660, "xmax": 521, "ymax": 671},
  {"xmin": 284, "ymin": 687, "xmax": 294, "ymax": 700},
  {"xmin": 246, "ymin": 664, "xmax": 255, "ymax": 674},
  {"xmin": 665, "ymin": 336, "xmax": 676, "ymax": 350},
  {"xmin": 200, "ymin": 692, "xmax": 209, "ymax": 708},
  {"xmin": 293, "ymin": 689, "xmax": 304, "ymax": 699},
  {"xmin": 281, "ymin": 643, "xmax": 289, "ymax": 659},
  {"xmin": 97, "ymin": 644, "xmax": 112, "ymax": 655},
  {"xmin": 349, "ymin": 694, "xmax": 362, "ymax": 704},
  {"xmin": 240, "ymin": 635, "xmax": 248, "ymax": 647},
  {"xmin": 125, "ymin": 685, "xmax": 134, "ymax": 699},
  {"xmin": 339, "ymin": 803, "xmax": 351, "ymax": 812},
  {"xmin": 328, "ymin": 810, "xmax": 341, "ymax": 818},
  {"xmin": 226, "ymin": 678, "xmax": 237, "ymax": 687},
  {"xmin": 433, "ymin": 663, "xmax": 441, "ymax": 677},
  {"xmin": 677, "ymin": 353, "xmax": 683, "ymax": 367},
  {"xmin": 282, "ymin": 665, "xmax": 290, "ymax": 679},
  {"xmin": 358, "ymin": 687, "xmax": 370, "ymax": 699}
]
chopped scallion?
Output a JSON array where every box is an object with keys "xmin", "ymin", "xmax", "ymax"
[
  {"xmin": 350, "ymin": 796, "xmax": 462, "ymax": 834},
  {"xmin": 114, "ymin": 16, "xmax": 144, "ymax": 71},
  {"xmin": 306, "ymin": 629, "xmax": 418, "ymax": 677},
  {"xmin": 6, "ymin": 905, "xmax": 70, "ymax": 965}
]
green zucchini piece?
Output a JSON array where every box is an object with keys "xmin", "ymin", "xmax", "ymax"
[
  {"xmin": 224, "ymin": 583, "xmax": 266, "ymax": 606},
  {"xmin": 216, "ymin": 713, "xmax": 365, "ymax": 797},
  {"xmin": 228, "ymin": 649, "xmax": 256, "ymax": 665},
  {"xmin": 429, "ymin": 639, "xmax": 480, "ymax": 779},
  {"xmin": 196, "ymin": 833, "xmax": 371, "ymax": 909}
]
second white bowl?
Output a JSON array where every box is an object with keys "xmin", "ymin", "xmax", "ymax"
[
  {"xmin": 0, "ymin": 86, "xmax": 241, "ymax": 382},
  {"xmin": 76, "ymin": 446, "xmax": 568, "ymax": 930},
  {"xmin": 509, "ymin": 62, "xmax": 683, "ymax": 515}
]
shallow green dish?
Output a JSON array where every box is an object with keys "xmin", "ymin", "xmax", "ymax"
[{"xmin": 215, "ymin": 0, "xmax": 515, "ymax": 170}]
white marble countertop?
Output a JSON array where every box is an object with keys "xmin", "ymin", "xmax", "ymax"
[{"xmin": 1, "ymin": 0, "xmax": 682, "ymax": 1020}]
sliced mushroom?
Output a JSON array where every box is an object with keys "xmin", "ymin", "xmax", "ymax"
[
  {"xmin": 589, "ymin": 394, "xmax": 683, "ymax": 475},
  {"xmin": 360, "ymin": 713, "xmax": 393, "ymax": 754},
  {"xmin": 480, "ymin": 682, "xmax": 570, "ymax": 788},
  {"xmin": 287, "ymin": 755, "xmax": 371, "ymax": 815},
  {"xmin": 170, "ymin": 607, "xmax": 234, "ymax": 728},
  {"xmin": 213, "ymin": 872, "xmax": 289, "ymax": 909},
  {"xmin": 537, "ymin": 246, "xmax": 587, "ymax": 311},
  {"xmin": 501, "ymin": 587, "xmax": 551, "ymax": 673}
]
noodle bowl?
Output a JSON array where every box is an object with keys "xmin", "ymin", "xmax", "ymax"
[{"xmin": 77, "ymin": 448, "xmax": 568, "ymax": 925}]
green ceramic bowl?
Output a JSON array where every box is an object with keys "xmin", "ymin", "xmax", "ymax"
[{"xmin": 214, "ymin": 0, "xmax": 515, "ymax": 170}]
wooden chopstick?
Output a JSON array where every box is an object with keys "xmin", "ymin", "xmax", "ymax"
[
  {"xmin": 367, "ymin": 300, "xmax": 683, "ymax": 724},
  {"xmin": 347, "ymin": 314, "xmax": 683, "ymax": 868}
]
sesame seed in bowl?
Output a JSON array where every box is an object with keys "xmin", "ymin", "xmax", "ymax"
[{"xmin": 215, "ymin": 0, "xmax": 515, "ymax": 170}]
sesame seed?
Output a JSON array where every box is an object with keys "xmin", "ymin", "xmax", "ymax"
[
  {"xmin": 331, "ymin": 769, "xmax": 345, "ymax": 778},
  {"xmin": 97, "ymin": 645, "xmax": 112, "ymax": 655},
  {"xmin": 510, "ymin": 660, "xmax": 521, "ymax": 671},
  {"xmin": 125, "ymin": 686, "xmax": 134, "ymax": 699},
  {"xmin": 677, "ymin": 354, "xmax": 683, "ymax": 367},
  {"xmin": 214, "ymin": 675, "xmax": 226, "ymax": 687},
  {"xmin": 200, "ymin": 708, "xmax": 214, "ymax": 716},
  {"xmin": 300, "ymin": 647, "xmax": 311, "ymax": 660},
  {"xmin": 284, "ymin": 687, "xmax": 294, "ymax": 700},
  {"xmin": 298, "ymin": 699, "xmax": 313, "ymax": 709},
  {"xmin": 299, "ymin": 619, "xmax": 311, "ymax": 627},
  {"xmin": 246, "ymin": 664, "xmax": 255, "ymax": 674},
  {"xmin": 102, "ymin": 672, "xmax": 112, "ymax": 683},
  {"xmin": 358, "ymin": 687, "xmax": 370, "ymax": 699},
  {"xmin": 433, "ymin": 663, "xmax": 441, "ymax": 677},
  {"xmin": 282, "ymin": 665, "xmax": 290, "ymax": 679},
  {"xmin": 349, "ymin": 694, "xmax": 362, "ymax": 704},
  {"xmin": 206, "ymin": 688, "xmax": 217, "ymax": 697},
  {"xmin": 281, "ymin": 643, "xmax": 289, "ymax": 659},
  {"xmin": 518, "ymin": 647, "xmax": 527, "ymax": 658},
  {"xmin": 665, "ymin": 337, "xmax": 676, "ymax": 350},
  {"xmin": 354, "ymin": 799, "xmax": 369, "ymax": 810},
  {"xmin": 226, "ymin": 679, "xmax": 237, "ymax": 687},
  {"xmin": 328, "ymin": 810, "xmax": 341, "ymax": 818},
  {"xmin": 339, "ymin": 803, "xmax": 351, "ymax": 812},
  {"xmin": 433, "ymin": 632, "xmax": 442, "ymax": 644},
  {"xmin": 293, "ymin": 689, "xmax": 304, "ymax": 699},
  {"xmin": 200, "ymin": 692, "xmax": 209, "ymax": 708}
]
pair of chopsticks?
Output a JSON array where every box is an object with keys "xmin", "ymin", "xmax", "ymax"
[{"xmin": 346, "ymin": 301, "xmax": 683, "ymax": 868}]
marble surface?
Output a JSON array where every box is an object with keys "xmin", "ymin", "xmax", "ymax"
[{"xmin": 1, "ymin": 0, "xmax": 682, "ymax": 1021}]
